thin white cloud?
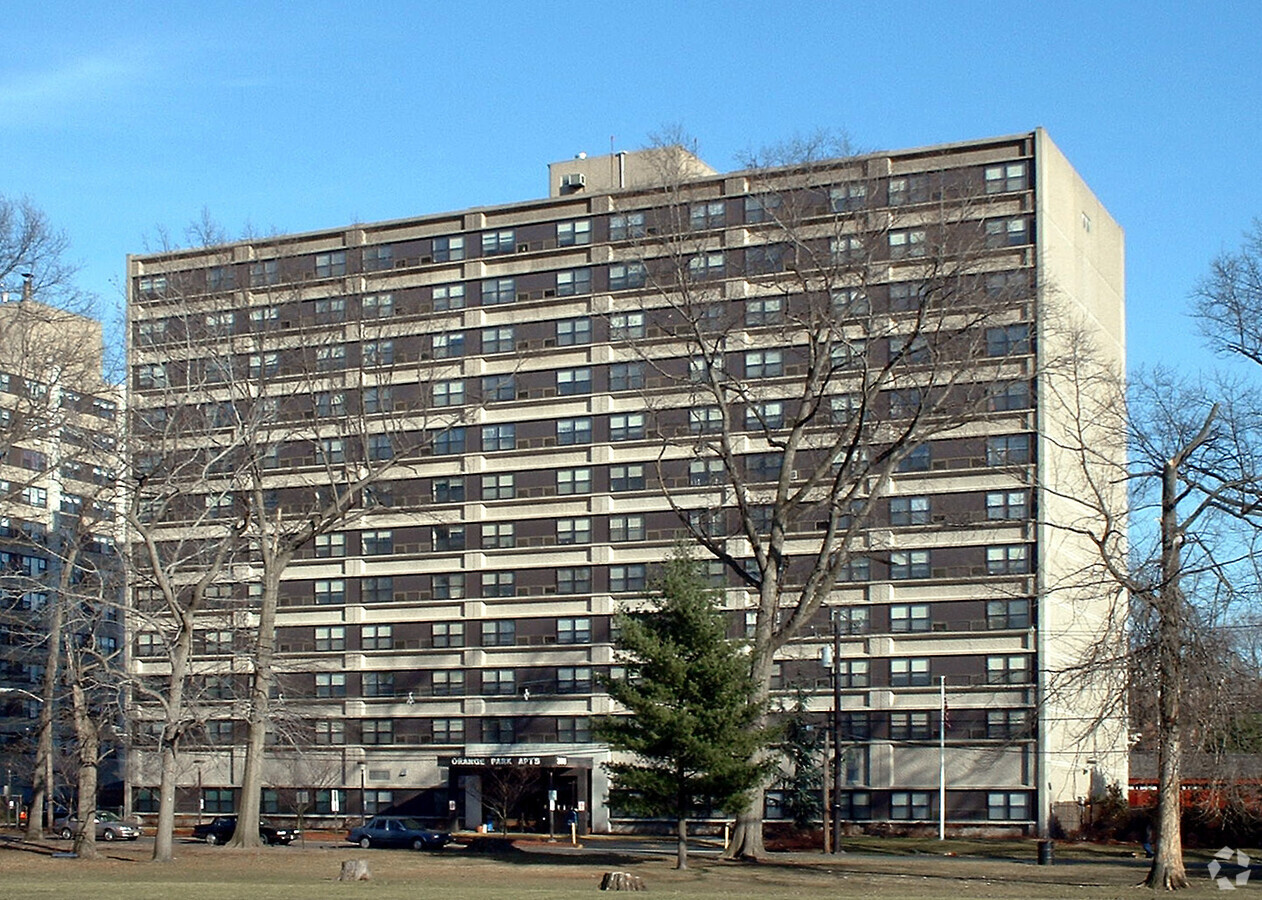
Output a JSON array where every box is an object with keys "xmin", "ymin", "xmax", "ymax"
[{"xmin": 0, "ymin": 52, "xmax": 145, "ymax": 120}]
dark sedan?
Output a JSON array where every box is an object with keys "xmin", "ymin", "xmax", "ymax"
[
  {"xmin": 192, "ymin": 816, "xmax": 300, "ymax": 845},
  {"xmin": 347, "ymin": 816, "xmax": 451, "ymax": 850}
]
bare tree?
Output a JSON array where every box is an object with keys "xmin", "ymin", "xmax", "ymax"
[{"xmin": 616, "ymin": 138, "xmax": 1047, "ymax": 857}]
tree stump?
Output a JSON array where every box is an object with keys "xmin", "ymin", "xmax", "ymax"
[
  {"xmin": 339, "ymin": 859, "xmax": 372, "ymax": 881},
  {"xmin": 600, "ymin": 871, "xmax": 646, "ymax": 891}
]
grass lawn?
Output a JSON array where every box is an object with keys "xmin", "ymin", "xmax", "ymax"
[{"xmin": 0, "ymin": 833, "xmax": 1247, "ymax": 899}]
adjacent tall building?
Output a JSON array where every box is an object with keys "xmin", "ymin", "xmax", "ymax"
[{"xmin": 125, "ymin": 130, "xmax": 1126, "ymax": 835}]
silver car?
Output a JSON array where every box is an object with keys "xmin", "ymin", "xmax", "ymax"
[{"xmin": 55, "ymin": 810, "xmax": 142, "ymax": 841}]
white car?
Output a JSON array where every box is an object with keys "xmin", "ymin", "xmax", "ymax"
[{"xmin": 55, "ymin": 810, "xmax": 142, "ymax": 841}]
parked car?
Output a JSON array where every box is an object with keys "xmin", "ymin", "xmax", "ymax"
[
  {"xmin": 192, "ymin": 815, "xmax": 300, "ymax": 846},
  {"xmin": 55, "ymin": 810, "xmax": 141, "ymax": 841},
  {"xmin": 347, "ymin": 816, "xmax": 452, "ymax": 850}
]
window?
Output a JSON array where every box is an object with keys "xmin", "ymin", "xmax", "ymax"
[
  {"xmin": 433, "ymin": 426, "xmax": 466, "ymax": 455},
  {"xmin": 690, "ymin": 201, "xmax": 725, "ymax": 230},
  {"xmin": 829, "ymin": 181, "xmax": 868, "ymax": 212},
  {"xmin": 610, "ymin": 464, "xmax": 645, "ymax": 491},
  {"xmin": 432, "ymin": 235, "xmax": 465, "ymax": 262},
  {"xmin": 609, "ymin": 262, "xmax": 647, "ymax": 291},
  {"xmin": 745, "ymin": 349, "xmax": 783, "ymax": 378},
  {"xmin": 557, "ymin": 666, "xmax": 592, "ymax": 693},
  {"xmin": 203, "ymin": 789, "xmax": 235, "ymax": 815},
  {"xmin": 839, "ymin": 659, "xmax": 869, "ymax": 688},
  {"xmin": 557, "ymin": 317, "xmax": 592, "ymax": 345},
  {"xmin": 835, "ymin": 605, "xmax": 870, "ymax": 635},
  {"xmin": 482, "ymin": 717, "xmax": 514, "ymax": 743},
  {"xmin": 890, "ymin": 658, "xmax": 931, "ymax": 687},
  {"xmin": 314, "ymin": 579, "xmax": 345, "ymax": 605},
  {"xmin": 609, "ymin": 514, "xmax": 645, "ymax": 542},
  {"xmin": 609, "ymin": 212, "xmax": 646, "ymax": 241},
  {"xmin": 250, "ymin": 259, "xmax": 279, "ymax": 286},
  {"xmin": 481, "ymin": 619, "xmax": 516, "ymax": 646},
  {"xmin": 987, "ymin": 654, "xmax": 1031, "ymax": 684},
  {"xmin": 432, "ymin": 574, "xmax": 465, "ymax": 600},
  {"xmin": 315, "ymin": 533, "xmax": 346, "ymax": 558},
  {"xmin": 744, "ymin": 193, "xmax": 782, "ymax": 223},
  {"xmin": 889, "ymin": 496, "xmax": 931, "ymax": 526},
  {"xmin": 556, "ymin": 518, "xmax": 591, "ymax": 545},
  {"xmin": 368, "ymin": 434, "xmax": 394, "ymax": 461},
  {"xmin": 556, "ymin": 467, "xmax": 591, "ymax": 494},
  {"xmin": 431, "ymin": 670, "xmax": 465, "ymax": 696},
  {"xmin": 689, "ymin": 251, "xmax": 725, "ymax": 279},
  {"xmin": 890, "ymin": 334, "xmax": 930, "ymax": 365},
  {"xmin": 479, "ymin": 421, "xmax": 514, "ymax": 449},
  {"xmin": 745, "ymin": 297, "xmax": 783, "ymax": 326},
  {"xmin": 890, "ymin": 713, "xmax": 933, "ymax": 741},
  {"xmin": 475, "ymin": 329, "xmax": 514, "ymax": 359},
  {"xmin": 556, "ymin": 268, "xmax": 592, "ymax": 296},
  {"xmin": 888, "ymin": 229, "xmax": 927, "ymax": 259},
  {"xmin": 315, "ymin": 250, "xmax": 347, "ymax": 278},
  {"xmin": 831, "ymin": 393, "xmax": 862, "ymax": 425},
  {"xmin": 432, "ymin": 282, "xmax": 466, "ymax": 310},
  {"xmin": 987, "ymin": 434, "xmax": 1031, "ymax": 466},
  {"xmin": 316, "ymin": 672, "xmax": 347, "ymax": 698},
  {"xmin": 557, "ymin": 617, "xmax": 591, "ymax": 644},
  {"xmin": 610, "ymin": 311, "xmax": 646, "ymax": 340},
  {"xmin": 482, "ymin": 229, "xmax": 515, "ymax": 256},
  {"xmin": 557, "ymin": 566, "xmax": 592, "ymax": 594},
  {"xmin": 985, "ymin": 270, "xmax": 1029, "ymax": 298},
  {"xmin": 316, "ymin": 346, "xmax": 346, "ymax": 371},
  {"xmin": 988, "ymin": 792, "xmax": 1029, "ymax": 821},
  {"xmin": 204, "ymin": 630, "xmax": 234, "ymax": 654},
  {"xmin": 363, "ymin": 385, "xmax": 392, "ymax": 413},
  {"xmin": 248, "ymin": 352, "xmax": 280, "ymax": 379},
  {"xmin": 985, "ymin": 217, "xmax": 1029, "ymax": 248},
  {"xmin": 433, "ymin": 379, "xmax": 465, "ymax": 407},
  {"xmin": 362, "ymin": 339, "xmax": 394, "ymax": 366},
  {"xmin": 985, "ymin": 162, "xmax": 1028, "ymax": 194},
  {"xmin": 362, "ymin": 576, "xmax": 394, "ymax": 604},
  {"xmin": 609, "ymin": 361, "xmax": 645, "ymax": 391},
  {"xmin": 888, "ymin": 174, "xmax": 930, "ymax": 206},
  {"xmin": 609, "ymin": 564, "xmax": 647, "ymax": 593},
  {"xmin": 481, "ymin": 522, "xmax": 515, "ymax": 549},
  {"xmin": 831, "ymin": 235, "xmax": 864, "ymax": 262},
  {"xmin": 315, "ymin": 720, "xmax": 345, "ymax": 745},
  {"xmin": 22, "ymin": 486, "xmax": 47, "ymax": 508},
  {"xmin": 482, "ymin": 473, "xmax": 515, "ymax": 500},
  {"xmin": 482, "ymin": 374, "xmax": 515, "ymax": 401},
  {"xmin": 987, "ymin": 598, "xmax": 1031, "ymax": 630},
  {"xmin": 433, "ymin": 331, "xmax": 466, "ymax": 359},
  {"xmin": 479, "ymin": 278, "xmax": 515, "ymax": 307},
  {"xmin": 556, "ymin": 368, "xmax": 592, "ymax": 396},
  {"xmin": 889, "ymin": 604, "xmax": 931, "ymax": 633},
  {"xmin": 744, "ymin": 401, "xmax": 783, "ymax": 430},
  {"xmin": 482, "ymin": 572, "xmax": 515, "ymax": 598},
  {"xmin": 986, "ymin": 709, "xmax": 1030, "ymax": 739},
  {"xmin": 363, "ymin": 673, "xmax": 395, "ymax": 698},
  {"xmin": 557, "ymin": 219, "xmax": 591, "ymax": 246},
  {"xmin": 557, "ymin": 716, "xmax": 591, "ymax": 742},
  {"xmin": 362, "ymin": 245, "xmax": 393, "ymax": 272},
  {"xmin": 889, "ymin": 550, "xmax": 931, "ymax": 580},
  {"xmin": 691, "ymin": 406, "xmax": 724, "ymax": 433},
  {"xmin": 891, "ymin": 791, "xmax": 932, "ymax": 820},
  {"xmin": 610, "ymin": 412, "xmax": 645, "ymax": 442},
  {"xmin": 432, "ymin": 476, "xmax": 465, "ymax": 503},
  {"xmin": 137, "ymin": 363, "xmax": 167, "ymax": 388},
  {"xmin": 987, "ymin": 490, "xmax": 1028, "ymax": 520},
  {"xmin": 432, "ymin": 718, "xmax": 465, "ymax": 743},
  {"xmin": 888, "ymin": 388, "xmax": 922, "ymax": 419},
  {"xmin": 746, "ymin": 452, "xmax": 783, "ymax": 481},
  {"xmin": 986, "ymin": 324, "xmax": 1031, "ymax": 357},
  {"xmin": 432, "ymin": 524, "xmax": 466, "ymax": 551},
  {"xmin": 986, "ymin": 545, "xmax": 1029, "ymax": 575},
  {"xmin": 361, "ymin": 718, "xmax": 393, "ymax": 744},
  {"xmin": 362, "ymin": 624, "xmax": 393, "ymax": 650},
  {"xmin": 432, "ymin": 621, "xmax": 464, "ymax": 647},
  {"xmin": 746, "ymin": 244, "xmax": 786, "ymax": 275}
]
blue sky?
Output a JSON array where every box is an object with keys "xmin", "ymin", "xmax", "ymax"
[{"xmin": 3, "ymin": 1, "xmax": 1260, "ymax": 372}]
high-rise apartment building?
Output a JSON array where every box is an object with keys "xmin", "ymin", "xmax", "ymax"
[
  {"xmin": 125, "ymin": 130, "xmax": 1125, "ymax": 835},
  {"xmin": 0, "ymin": 293, "xmax": 121, "ymax": 814}
]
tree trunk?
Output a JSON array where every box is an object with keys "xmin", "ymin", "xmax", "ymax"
[
  {"xmin": 676, "ymin": 814, "xmax": 688, "ymax": 870},
  {"xmin": 724, "ymin": 605, "xmax": 778, "ymax": 860},
  {"xmin": 152, "ymin": 739, "xmax": 178, "ymax": 862},
  {"xmin": 70, "ymin": 672, "xmax": 99, "ymax": 859},
  {"xmin": 25, "ymin": 583, "xmax": 66, "ymax": 840},
  {"xmin": 1143, "ymin": 458, "xmax": 1190, "ymax": 889},
  {"xmin": 228, "ymin": 566, "xmax": 283, "ymax": 848},
  {"xmin": 152, "ymin": 610, "xmax": 194, "ymax": 862}
]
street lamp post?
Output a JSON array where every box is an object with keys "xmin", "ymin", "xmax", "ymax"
[
  {"xmin": 358, "ymin": 762, "xmax": 366, "ymax": 821},
  {"xmin": 194, "ymin": 759, "xmax": 205, "ymax": 825},
  {"xmin": 820, "ymin": 614, "xmax": 843, "ymax": 855}
]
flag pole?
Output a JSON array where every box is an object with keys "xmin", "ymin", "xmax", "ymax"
[{"xmin": 938, "ymin": 675, "xmax": 946, "ymax": 841}]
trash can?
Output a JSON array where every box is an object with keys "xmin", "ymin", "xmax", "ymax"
[{"xmin": 1037, "ymin": 839, "xmax": 1054, "ymax": 865}]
